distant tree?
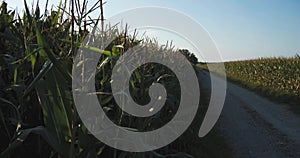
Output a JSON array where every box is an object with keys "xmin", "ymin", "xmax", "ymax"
[{"xmin": 179, "ymin": 49, "xmax": 198, "ymax": 65}]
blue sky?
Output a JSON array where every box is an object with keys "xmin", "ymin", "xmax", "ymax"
[{"xmin": 9, "ymin": 0, "xmax": 300, "ymax": 61}]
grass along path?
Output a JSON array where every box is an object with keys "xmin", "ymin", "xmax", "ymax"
[{"xmin": 197, "ymin": 56, "xmax": 300, "ymax": 114}]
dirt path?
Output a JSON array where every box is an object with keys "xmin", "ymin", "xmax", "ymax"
[{"xmin": 197, "ymin": 69, "xmax": 300, "ymax": 158}]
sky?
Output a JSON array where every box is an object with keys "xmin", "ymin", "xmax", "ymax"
[{"xmin": 8, "ymin": 0, "xmax": 300, "ymax": 61}]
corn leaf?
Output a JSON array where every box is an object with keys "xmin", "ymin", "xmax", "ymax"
[{"xmin": 35, "ymin": 66, "xmax": 73, "ymax": 157}]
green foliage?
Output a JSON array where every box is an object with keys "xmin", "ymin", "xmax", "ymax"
[
  {"xmin": 225, "ymin": 57, "xmax": 300, "ymax": 101},
  {"xmin": 0, "ymin": 1, "xmax": 107, "ymax": 157},
  {"xmin": 179, "ymin": 49, "xmax": 198, "ymax": 65},
  {"xmin": 0, "ymin": 0, "xmax": 222, "ymax": 157},
  {"xmin": 200, "ymin": 57, "xmax": 300, "ymax": 113}
]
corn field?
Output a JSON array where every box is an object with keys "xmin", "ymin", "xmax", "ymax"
[
  {"xmin": 0, "ymin": 1, "xmax": 227, "ymax": 158},
  {"xmin": 206, "ymin": 57, "xmax": 300, "ymax": 111}
]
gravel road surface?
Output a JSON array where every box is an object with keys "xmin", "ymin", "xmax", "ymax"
[{"xmin": 197, "ymin": 69, "xmax": 300, "ymax": 158}]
